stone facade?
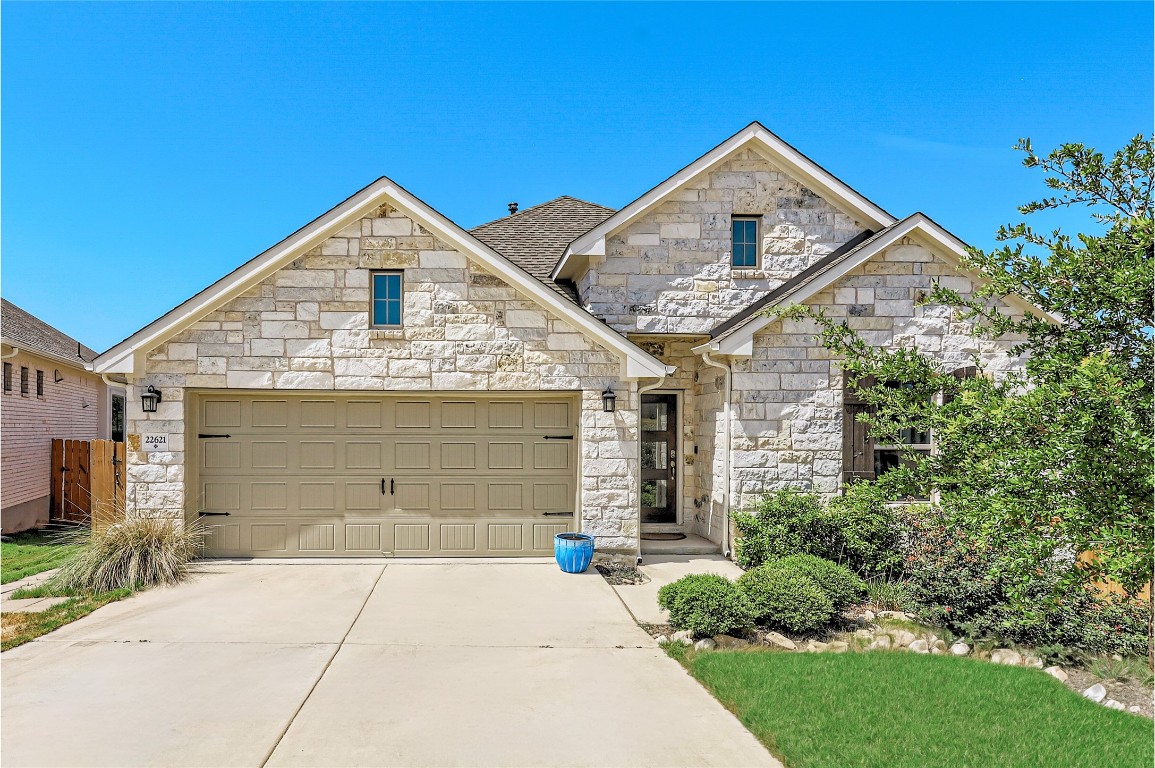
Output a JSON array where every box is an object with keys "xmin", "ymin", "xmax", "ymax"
[
  {"xmin": 118, "ymin": 140, "xmax": 1031, "ymax": 561},
  {"xmin": 576, "ymin": 148, "xmax": 867, "ymax": 335},
  {"xmin": 127, "ymin": 203, "xmax": 643, "ymax": 553},
  {"xmin": 727, "ymin": 239, "xmax": 1025, "ymax": 510}
]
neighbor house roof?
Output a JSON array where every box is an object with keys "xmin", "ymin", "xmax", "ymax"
[
  {"xmin": 471, "ymin": 197, "xmax": 615, "ymax": 302},
  {"xmin": 553, "ymin": 121, "xmax": 898, "ymax": 281},
  {"xmin": 93, "ymin": 178, "xmax": 670, "ymax": 379},
  {"xmin": 1, "ymin": 298, "xmax": 97, "ymax": 367},
  {"xmin": 694, "ymin": 213, "xmax": 1060, "ymax": 357}
]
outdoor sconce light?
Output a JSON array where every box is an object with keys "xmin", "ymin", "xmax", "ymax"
[
  {"xmin": 601, "ymin": 387, "xmax": 617, "ymax": 413},
  {"xmin": 140, "ymin": 385, "xmax": 163, "ymax": 414}
]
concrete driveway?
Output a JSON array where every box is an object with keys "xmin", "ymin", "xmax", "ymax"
[{"xmin": 1, "ymin": 561, "xmax": 777, "ymax": 768}]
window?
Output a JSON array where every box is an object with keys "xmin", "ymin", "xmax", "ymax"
[
  {"xmin": 36, "ymin": 370, "xmax": 44, "ymax": 398},
  {"xmin": 2, "ymin": 363, "xmax": 10, "ymax": 393},
  {"xmin": 731, "ymin": 217, "xmax": 759, "ymax": 268},
  {"xmin": 371, "ymin": 271, "xmax": 403, "ymax": 328},
  {"xmin": 112, "ymin": 394, "xmax": 126, "ymax": 442},
  {"xmin": 842, "ymin": 368, "xmax": 977, "ymax": 486},
  {"xmin": 19, "ymin": 367, "xmax": 29, "ymax": 396}
]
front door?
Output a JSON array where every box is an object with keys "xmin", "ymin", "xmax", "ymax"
[{"xmin": 640, "ymin": 393, "xmax": 677, "ymax": 524}]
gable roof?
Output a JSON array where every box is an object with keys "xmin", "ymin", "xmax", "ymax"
[
  {"xmin": 93, "ymin": 179, "xmax": 670, "ymax": 379},
  {"xmin": 696, "ymin": 213, "xmax": 1060, "ymax": 357},
  {"xmin": 552, "ymin": 121, "xmax": 897, "ymax": 281},
  {"xmin": 1, "ymin": 298, "xmax": 98, "ymax": 367},
  {"xmin": 470, "ymin": 196, "xmax": 615, "ymax": 302}
]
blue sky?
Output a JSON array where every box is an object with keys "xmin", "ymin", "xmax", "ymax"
[{"xmin": 3, "ymin": 2, "xmax": 1151, "ymax": 352}]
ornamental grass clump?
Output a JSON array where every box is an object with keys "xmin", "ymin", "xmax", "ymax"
[
  {"xmin": 657, "ymin": 573, "xmax": 756, "ymax": 637},
  {"xmin": 736, "ymin": 566, "xmax": 834, "ymax": 634},
  {"xmin": 48, "ymin": 517, "xmax": 205, "ymax": 593}
]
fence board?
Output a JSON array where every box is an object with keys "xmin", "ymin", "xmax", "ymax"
[{"xmin": 51, "ymin": 439, "xmax": 124, "ymax": 526}]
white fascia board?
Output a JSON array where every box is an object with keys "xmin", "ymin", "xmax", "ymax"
[
  {"xmin": 553, "ymin": 122, "xmax": 897, "ymax": 281},
  {"xmin": 95, "ymin": 177, "xmax": 668, "ymax": 379}
]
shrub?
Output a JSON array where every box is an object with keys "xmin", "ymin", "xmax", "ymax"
[
  {"xmin": 732, "ymin": 485, "xmax": 904, "ymax": 576},
  {"xmin": 902, "ymin": 508, "xmax": 1150, "ymax": 657},
  {"xmin": 49, "ymin": 517, "xmax": 205, "ymax": 593},
  {"xmin": 657, "ymin": 573, "xmax": 755, "ymax": 637},
  {"xmin": 736, "ymin": 566, "xmax": 834, "ymax": 634},
  {"xmin": 763, "ymin": 554, "xmax": 866, "ymax": 611}
]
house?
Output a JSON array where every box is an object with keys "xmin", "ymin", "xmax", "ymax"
[
  {"xmin": 93, "ymin": 122, "xmax": 1034, "ymax": 560},
  {"xmin": 1, "ymin": 299, "xmax": 125, "ymax": 533}
]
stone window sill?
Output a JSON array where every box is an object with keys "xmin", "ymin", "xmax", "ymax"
[
  {"xmin": 369, "ymin": 329, "xmax": 404, "ymax": 340},
  {"xmin": 732, "ymin": 269, "xmax": 774, "ymax": 280}
]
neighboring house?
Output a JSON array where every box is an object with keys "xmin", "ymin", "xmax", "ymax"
[
  {"xmin": 1, "ymin": 299, "xmax": 125, "ymax": 533},
  {"xmin": 93, "ymin": 122, "xmax": 1039, "ymax": 560}
]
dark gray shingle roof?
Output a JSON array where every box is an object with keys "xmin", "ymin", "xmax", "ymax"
[
  {"xmin": 1, "ymin": 299, "xmax": 98, "ymax": 364},
  {"xmin": 470, "ymin": 196, "xmax": 615, "ymax": 302}
]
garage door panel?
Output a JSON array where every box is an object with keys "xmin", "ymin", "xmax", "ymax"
[{"xmin": 196, "ymin": 393, "xmax": 578, "ymax": 557}]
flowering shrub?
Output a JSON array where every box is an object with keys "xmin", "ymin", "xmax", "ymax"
[{"xmin": 902, "ymin": 507, "xmax": 1149, "ymax": 657}]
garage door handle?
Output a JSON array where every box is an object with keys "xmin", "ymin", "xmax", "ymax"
[
  {"xmin": 542, "ymin": 511, "xmax": 574, "ymax": 517},
  {"xmin": 198, "ymin": 511, "xmax": 231, "ymax": 517},
  {"xmin": 198, "ymin": 433, "xmax": 232, "ymax": 439},
  {"xmin": 382, "ymin": 478, "xmax": 394, "ymax": 496},
  {"xmin": 542, "ymin": 435, "xmax": 573, "ymax": 440}
]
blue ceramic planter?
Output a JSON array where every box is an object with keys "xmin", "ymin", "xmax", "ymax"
[{"xmin": 554, "ymin": 532, "xmax": 595, "ymax": 573}]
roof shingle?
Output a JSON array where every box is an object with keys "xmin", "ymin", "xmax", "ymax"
[
  {"xmin": 1, "ymin": 299, "xmax": 98, "ymax": 365},
  {"xmin": 470, "ymin": 196, "xmax": 615, "ymax": 302}
]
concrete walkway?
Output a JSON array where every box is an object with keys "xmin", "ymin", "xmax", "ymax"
[
  {"xmin": 1, "ymin": 569, "xmax": 70, "ymax": 613},
  {"xmin": 1, "ymin": 561, "xmax": 778, "ymax": 768},
  {"xmin": 615, "ymin": 555, "xmax": 746, "ymax": 625}
]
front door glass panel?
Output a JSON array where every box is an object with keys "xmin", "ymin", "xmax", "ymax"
[{"xmin": 640, "ymin": 394, "xmax": 677, "ymax": 523}]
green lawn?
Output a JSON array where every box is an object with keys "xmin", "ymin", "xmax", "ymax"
[
  {"xmin": 1, "ymin": 531, "xmax": 79, "ymax": 584},
  {"xmin": 1, "ymin": 589, "xmax": 132, "ymax": 651},
  {"xmin": 674, "ymin": 649, "xmax": 1153, "ymax": 768}
]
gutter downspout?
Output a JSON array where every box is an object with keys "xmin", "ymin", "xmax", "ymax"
[
  {"xmin": 698, "ymin": 348, "xmax": 733, "ymax": 559},
  {"xmin": 636, "ymin": 368, "xmax": 674, "ymax": 565}
]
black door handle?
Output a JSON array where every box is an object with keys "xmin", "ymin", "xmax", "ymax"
[
  {"xmin": 198, "ymin": 511, "xmax": 231, "ymax": 517},
  {"xmin": 382, "ymin": 478, "xmax": 394, "ymax": 496},
  {"xmin": 198, "ymin": 434, "xmax": 232, "ymax": 439}
]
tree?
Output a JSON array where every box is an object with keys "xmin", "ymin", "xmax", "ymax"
[{"xmin": 773, "ymin": 136, "xmax": 1153, "ymax": 603}]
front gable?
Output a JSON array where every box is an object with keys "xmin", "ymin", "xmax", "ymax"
[
  {"xmin": 577, "ymin": 147, "xmax": 873, "ymax": 334},
  {"xmin": 95, "ymin": 179, "xmax": 668, "ymax": 379}
]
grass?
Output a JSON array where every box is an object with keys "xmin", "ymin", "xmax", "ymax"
[
  {"xmin": 864, "ymin": 577, "xmax": 912, "ymax": 612},
  {"xmin": 671, "ymin": 648, "xmax": 1153, "ymax": 768},
  {"xmin": 1, "ymin": 589, "xmax": 132, "ymax": 651},
  {"xmin": 1089, "ymin": 655, "xmax": 1155, "ymax": 687},
  {"xmin": 1, "ymin": 530, "xmax": 80, "ymax": 584}
]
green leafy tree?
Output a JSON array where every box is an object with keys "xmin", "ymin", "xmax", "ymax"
[{"xmin": 773, "ymin": 136, "xmax": 1153, "ymax": 606}]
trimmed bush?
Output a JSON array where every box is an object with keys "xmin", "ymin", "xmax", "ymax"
[
  {"xmin": 733, "ymin": 484, "xmax": 905, "ymax": 576},
  {"xmin": 49, "ymin": 517, "xmax": 205, "ymax": 593},
  {"xmin": 657, "ymin": 573, "xmax": 755, "ymax": 636},
  {"xmin": 736, "ymin": 566, "xmax": 834, "ymax": 634},
  {"xmin": 763, "ymin": 554, "xmax": 867, "ymax": 611}
]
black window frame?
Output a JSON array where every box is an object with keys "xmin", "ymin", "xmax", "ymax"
[
  {"xmin": 35, "ymin": 369, "xmax": 44, "ymax": 398},
  {"xmin": 19, "ymin": 366, "xmax": 29, "ymax": 397},
  {"xmin": 2, "ymin": 362, "xmax": 11, "ymax": 393},
  {"xmin": 370, "ymin": 270, "xmax": 405, "ymax": 329},
  {"xmin": 731, "ymin": 216, "xmax": 760, "ymax": 268}
]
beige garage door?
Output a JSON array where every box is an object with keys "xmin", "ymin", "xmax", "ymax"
[{"xmin": 193, "ymin": 393, "xmax": 578, "ymax": 557}]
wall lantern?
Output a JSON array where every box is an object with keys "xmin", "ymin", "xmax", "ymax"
[
  {"xmin": 140, "ymin": 385, "xmax": 163, "ymax": 414},
  {"xmin": 601, "ymin": 387, "xmax": 617, "ymax": 413}
]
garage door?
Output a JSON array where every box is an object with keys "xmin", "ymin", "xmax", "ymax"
[{"xmin": 193, "ymin": 393, "xmax": 578, "ymax": 557}]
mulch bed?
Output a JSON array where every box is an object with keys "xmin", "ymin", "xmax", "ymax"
[{"xmin": 594, "ymin": 562, "xmax": 650, "ymax": 585}]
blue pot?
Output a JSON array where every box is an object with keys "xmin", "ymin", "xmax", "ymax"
[{"xmin": 554, "ymin": 533, "xmax": 595, "ymax": 573}]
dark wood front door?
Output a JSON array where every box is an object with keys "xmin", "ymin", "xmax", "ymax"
[{"xmin": 640, "ymin": 394, "xmax": 677, "ymax": 524}]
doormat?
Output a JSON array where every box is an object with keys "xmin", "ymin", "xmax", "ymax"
[{"xmin": 641, "ymin": 532, "xmax": 687, "ymax": 541}]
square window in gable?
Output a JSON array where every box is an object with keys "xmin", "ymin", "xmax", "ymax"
[
  {"xmin": 731, "ymin": 217, "xmax": 760, "ymax": 268},
  {"xmin": 371, "ymin": 271, "xmax": 404, "ymax": 328}
]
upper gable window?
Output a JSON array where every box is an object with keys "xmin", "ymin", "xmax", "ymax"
[
  {"xmin": 731, "ymin": 217, "xmax": 759, "ymax": 268},
  {"xmin": 371, "ymin": 271, "xmax": 404, "ymax": 328}
]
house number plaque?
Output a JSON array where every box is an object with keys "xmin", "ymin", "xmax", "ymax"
[{"xmin": 142, "ymin": 434, "xmax": 169, "ymax": 452}]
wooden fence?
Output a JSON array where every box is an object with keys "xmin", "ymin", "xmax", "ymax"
[{"xmin": 50, "ymin": 439, "xmax": 125, "ymax": 529}]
